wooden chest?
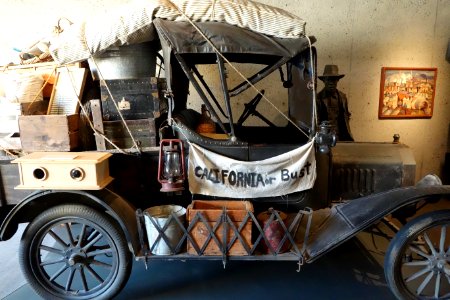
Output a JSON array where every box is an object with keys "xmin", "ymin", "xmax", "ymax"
[
  {"xmin": 100, "ymin": 77, "xmax": 166, "ymax": 121},
  {"xmin": 187, "ymin": 200, "xmax": 253, "ymax": 256},
  {"xmin": 12, "ymin": 152, "xmax": 113, "ymax": 190},
  {"xmin": 18, "ymin": 114, "xmax": 79, "ymax": 151}
]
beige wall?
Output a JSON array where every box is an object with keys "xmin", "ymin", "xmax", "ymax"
[{"xmin": 1, "ymin": 0, "xmax": 449, "ymax": 181}]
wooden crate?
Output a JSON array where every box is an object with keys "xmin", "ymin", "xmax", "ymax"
[
  {"xmin": 12, "ymin": 151, "xmax": 113, "ymax": 190},
  {"xmin": 187, "ymin": 200, "xmax": 253, "ymax": 256},
  {"xmin": 19, "ymin": 114, "xmax": 79, "ymax": 151}
]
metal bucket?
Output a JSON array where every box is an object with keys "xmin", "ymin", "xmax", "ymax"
[{"xmin": 144, "ymin": 205, "xmax": 186, "ymax": 255}]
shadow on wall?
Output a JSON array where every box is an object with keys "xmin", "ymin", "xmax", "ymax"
[{"xmin": 444, "ymin": 123, "xmax": 450, "ymax": 184}]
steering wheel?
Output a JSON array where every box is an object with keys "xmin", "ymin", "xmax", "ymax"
[
  {"xmin": 237, "ymin": 90, "xmax": 276, "ymax": 127},
  {"xmin": 237, "ymin": 90, "xmax": 264, "ymax": 126}
]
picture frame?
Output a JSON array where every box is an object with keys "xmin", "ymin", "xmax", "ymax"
[{"xmin": 378, "ymin": 67, "xmax": 437, "ymax": 119}]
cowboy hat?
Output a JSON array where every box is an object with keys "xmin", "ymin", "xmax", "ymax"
[{"xmin": 318, "ymin": 64, "xmax": 345, "ymax": 80}]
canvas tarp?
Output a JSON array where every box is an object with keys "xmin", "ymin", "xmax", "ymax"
[{"xmin": 49, "ymin": 0, "xmax": 307, "ymax": 64}]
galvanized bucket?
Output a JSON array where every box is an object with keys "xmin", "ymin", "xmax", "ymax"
[{"xmin": 144, "ymin": 205, "xmax": 186, "ymax": 255}]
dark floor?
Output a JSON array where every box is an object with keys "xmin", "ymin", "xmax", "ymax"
[{"xmin": 4, "ymin": 230, "xmax": 396, "ymax": 300}]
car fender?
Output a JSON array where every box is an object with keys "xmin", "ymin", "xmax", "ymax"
[
  {"xmin": 0, "ymin": 189, "xmax": 140, "ymax": 256},
  {"xmin": 306, "ymin": 183, "xmax": 450, "ymax": 262}
]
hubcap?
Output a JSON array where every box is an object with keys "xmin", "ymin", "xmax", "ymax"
[{"xmin": 66, "ymin": 247, "xmax": 87, "ymax": 267}]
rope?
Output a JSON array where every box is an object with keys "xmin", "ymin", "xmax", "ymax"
[
  {"xmin": 166, "ymin": 0, "xmax": 314, "ymax": 141},
  {"xmin": 87, "ymin": 59, "xmax": 142, "ymax": 154},
  {"xmin": 305, "ymin": 36, "xmax": 318, "ymax": 132},
  {"xmin": 78, "ymin": 32, "xmax": 141, "ymax": 154},
  {"xmin": 62, "ymin": 65, "xmax": 127, "ymax": 154},
  {"xmin": 26, "ymin": 66, "xmax": 57, "ymax": 115}
]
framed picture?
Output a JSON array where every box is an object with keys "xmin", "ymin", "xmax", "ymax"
[{"xmin": 378, "ymin": 67, "xmax": 437, "ymax": 119}]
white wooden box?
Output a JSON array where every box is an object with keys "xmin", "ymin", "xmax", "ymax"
[{"xmin": 12, "ymin": 152, "xmax": 113, "ymax": 190}]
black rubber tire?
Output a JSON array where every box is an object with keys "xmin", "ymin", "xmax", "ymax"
[
  {"xmin": 19, "ymin": 204, "xmax": 132, "ymax": 300},
  {"xmin": 384, "ymin": 209, "xmax": 450, "ymax": 300}
]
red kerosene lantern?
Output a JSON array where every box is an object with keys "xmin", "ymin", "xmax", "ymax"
[{"xmin": 157, "ymin": 139, "xmax": 185, "ymax": 192}]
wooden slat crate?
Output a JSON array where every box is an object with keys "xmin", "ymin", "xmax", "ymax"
[
  {"xmin": 187, "ymin": 200, "xmax": 253, "ymax": 256},
  {"xmin": 18, "ymin": 114, "xmax": 79, "ymax": 152}
]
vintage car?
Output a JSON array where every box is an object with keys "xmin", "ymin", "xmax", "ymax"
[{"xmin": 0, "ymin": 7, "xmax": 449, "ymax": 300}]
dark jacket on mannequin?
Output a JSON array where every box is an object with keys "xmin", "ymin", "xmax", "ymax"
[{"xmin": 317, "ymin": 89, "xmax": 354, "ymax": 141}]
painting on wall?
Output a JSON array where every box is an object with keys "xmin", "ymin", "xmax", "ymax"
[{"xmin": 378, "ymin": 67, "xmax": 437, "ymax": 119}]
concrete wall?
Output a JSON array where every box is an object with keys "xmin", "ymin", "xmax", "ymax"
[{"xmin": 0, "ymin": 0, "xmax": 449, "ymax": 181}]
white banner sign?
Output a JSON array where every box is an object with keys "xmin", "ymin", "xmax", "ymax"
[{"xmin": 188, "ymin": 139, "xmax": 316, "ymax": 198}]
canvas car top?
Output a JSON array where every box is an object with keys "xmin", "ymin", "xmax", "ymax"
[{"xmin": 153, "ymin": 18, "xmax": 315, "ymax": 60}]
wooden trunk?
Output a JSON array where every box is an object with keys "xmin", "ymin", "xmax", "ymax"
[
  {"xmin": 100, "ymin": 77, "xmax": 166, "ymax": 121},
  {"xmin": 187, "ymin": 200, "xmax": 253, "ymax": 256},
  {"xmin": 18, "ymin": 114, "xmax": 79, "ymax": 151}
]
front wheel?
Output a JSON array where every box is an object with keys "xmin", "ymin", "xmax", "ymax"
[
  {"xmin": 384, "ymin": 209, "xmax": 450, "ymax": 299},
  {"xmin": 19, "ymin": 204, "xmax": 132, "ymax": 299}
]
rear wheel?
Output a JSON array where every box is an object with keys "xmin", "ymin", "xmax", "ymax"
[
  {"xmin": 384, "ymin": 209, "xmax": 450, "ymax": 299},
  {"xmin": 19, "ymin": 204, "xmax": 132, "ymax": 299}
]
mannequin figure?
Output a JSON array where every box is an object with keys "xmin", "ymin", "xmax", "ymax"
[{"xmin": 316, "ymin": 64, "xmax": 354, "ymax": 141}]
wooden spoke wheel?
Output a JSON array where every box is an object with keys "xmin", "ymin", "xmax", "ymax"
[
  {"xmin": 385, "ymin": 209, "xmax": 450, "ymax": 299},
  {"xmin": 19, "ymin": 205, "xmax": 131, "ymax": 299}
]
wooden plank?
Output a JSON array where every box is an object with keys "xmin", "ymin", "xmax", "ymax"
[
  {"xmin": 1, "ymin": 62, "xmax": 82, "ymax": 71},
  {"xmin": 188, "ymin": 200, "xmax": 253, "ymax": 221},
  {"xmin": 90, "ymin": 99, "xmax": 106, "ymax": 150},
  {"xmin": 66, "ymin": 114, "xmax": 80, "ymax": 131}
]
